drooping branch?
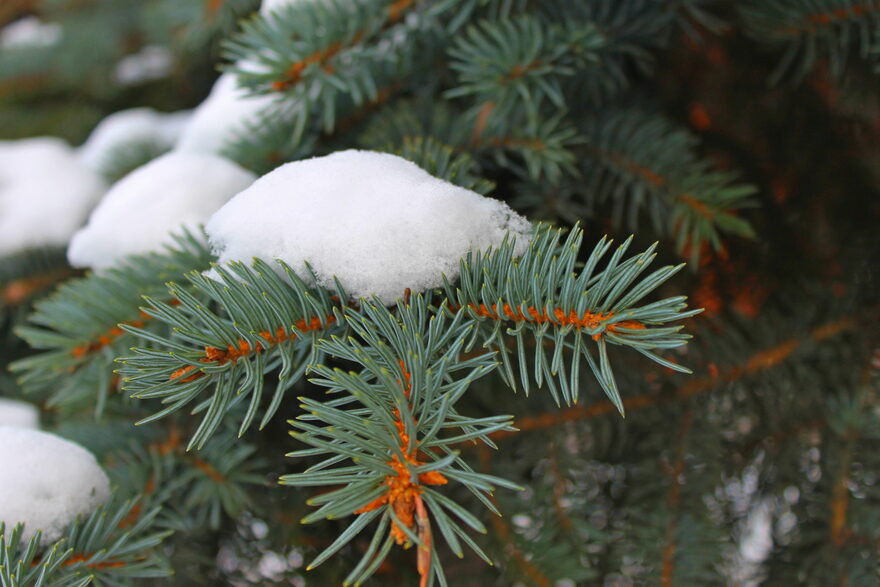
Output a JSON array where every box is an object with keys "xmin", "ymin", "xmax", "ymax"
[{"xmin": 491, "ymin": 314, "xmax": 859, "ymax": 440}]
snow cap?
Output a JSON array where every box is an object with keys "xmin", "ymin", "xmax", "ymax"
[
  {"xmin": 206, "ymin": 150, "xmax": 533, "ymax": 304},
  {"xmin": 261, "ymin": 0, "xmax": 300, "ymax": 16},
  {"xmin": 0, "ymin": 427, "xmax": 110, "ymax": 545},
  {"xmin": 0, "ymin": 17, "xmax": 62, "ymax": 49},
  {"xmin": 114, "ymin": 45, "xmax": 173, "ymax": 86},
  {"xmin": 175, "ymin": 72, "xmax": 276, "ymax": 154},
  {"xmin": 0, "ymin": 399, "xmax": 39, "ymax": 429},
  {"xmin": 78, "ymin": 107, "xmax": 192, "ymax": 172},
  {"xmin": 68, "ymin": 152, "xmax": 256, "ymax": 270},
  {"xmin": 0, "ymin": 138, "xmax": 107, "ymax": 257}
]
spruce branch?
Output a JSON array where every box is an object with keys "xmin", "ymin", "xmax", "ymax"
[
  {"xmin": 446, "ymin": 16, "xmax": 603, "ymax": 125},
  {"xmin": 489, "ymin": 311, "xmax": 861, "ymax": 440},
  {"xmin": 109, "ymin": 426, "xmax": 269, "ymax": 531},
  {"xmin": 118, "ymin": 259, "xmax": 343, "ymax": 449},
  {"xmin": 0, "ymin": 499, "xmax": 171, "ymax": 587},
  {"xmin": 10, "ymin": 232, "xmax": 212, "ymax": 416},
  {"xmin": 225, "ymin": 0, "xmax": 419, "ymax": 104},
  {"xmin": 283, "ymin": 297, "xmax": 517, "ymax": 587},
  {"xmin": 739, "ymin": 0, "xmax": 880, "ymax": 82},
  {"xmin": 0, "ymin": 246, "xmax": 73, "ymax": 342},
  {"xmin": 580, "ymin": 108, "xmax": 757, "ymax": 262},
  {"xmin": 444, "ymin": 224, "xmax": 701, "ymax": 412}
]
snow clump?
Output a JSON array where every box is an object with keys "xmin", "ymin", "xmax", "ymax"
[
  {"xmin": 68, "ymin": 152, "xmax": 256, "ymax": 270},
  {"xmin": 0, "ymin": 17, "xmax": 62, "ymax": 49},
  {"xmin": 114, "ymin": 45, "xmax": 174, "ymax": 86},
  {"xmin": 78, "ymin": 107, "xmax": 192, "ymax": 172},
  {"xmin": 0, "ymin": 399, "xmax": 39, "ymax": 429},
  {"xmin": 175, "ymin": 72, "xmax": 276, "ymax": 154},
  {"xmin": 206, "ymin": 150, "xmax": 533, "ymax": 304},
  {"xmin": 0, "ymin": 427, "xmax": 110, "ymax": 545},
  {"xmin": 0, "ymin": 138, "xmax": 107, "ymax": 257},
  {"xmin": 261, "ymin": 0, "xmax": 301, "ymax": 16}
]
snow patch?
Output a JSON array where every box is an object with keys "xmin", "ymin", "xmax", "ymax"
[
  {"xmin": 78, "ymin": 108, "xmax": 192, "ymax": 172},
  {"xmin": 260, "ymin": 0, "xmax": 302, "ymax": 16},
  {"xmin": 114, "ymin": 45, "xmax": 174, "ymax": 86},
  {"xmin": 0, "ymin": 399, "xmax": 39, "ymax": 429},
  {"xmin": 0, "ymin": 17, "xmax": 62, "ymax": 49},
  {"xmin": 0, "ymin": 138, "xmax": 107, "ymax": 257},
  {"xmin": 0, "ymin": 427, "xmax": 110, "ymax": 545},
  {"xmin": 68, "ymin": 152, "xmax": 256, "ymax": 270},
  {"xmin": 175, "ymin": 72, "xmax": 276, "ymax": 154},
  {"xmin": 206, "ymin": 150, "xmax": 532, "ymax": 304}
]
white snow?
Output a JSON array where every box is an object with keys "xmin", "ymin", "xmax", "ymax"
[
  {"xmin": 0, "ymin": 138, "xmax": 107, "ymax": 257},
  {"xmin": 0, "ymin": 17, "xmax": 62, "ymax": 49},
  {"xmin": 261, "ymin": 0, "xmax": 302, "ymax": 16},
  {"xmin": 175, "ymin": 72, "xmax": 276, "ymax": 154},
  {"xmin": 68, "ymin": 152, "xmax": 255, "ymax": 270},
  {"xmin": 206, "ymin": 150, "xmax": 532, "ymax": 304},
  {"xmin": 114, "ymin": 45, "xmax": 174, "ymax": 86},
  {"xmin": 0, "ymin": 399, "xmax": 39, "ymax": 429},
  {"xmin": 78, "ymin": 107, "xmax": 192, "ymax": 172},
  {"xmin": 0, "ymin": 427, "xmax": 110, "ymax": 545}
]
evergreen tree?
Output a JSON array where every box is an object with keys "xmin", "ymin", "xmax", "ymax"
[{"xmin": 1, "ymin": 1, "xmax": 878, "ymax": 585}]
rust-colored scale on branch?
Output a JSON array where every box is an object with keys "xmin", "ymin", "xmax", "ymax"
[
  {"xmin": 471, "ymin": 102, "xmax": 496, "ymax": 143},
  {"xmin": 169, "ymin": 314, "xmax": 336, "ymax": 383},
  {"xmin": 32, "ymin": 553, "xmax": 126, "ymax": 570},
  {"xmin": 387, "ymin": 0, "xmax": 413, "ymax": 22},
  {"xmin": 507, "ymin": 60, "xmax": 544, "ymax": 80},
  {"xmin": 488, "ymin": 135, "xmax": 547, "ymax": 152},
  {"xmin": 782, "ymin": 2, "xmax": 880, "ymax": 34},
  {"xmin": 585, "ymin": 145, "xmax": 667, "ymax": 189},
  {"xmin": 678, "ymin": 194, "xmax": 715, "ymax": 221},
  {"xmin": 191, "ymin": 455, "xmax": 227, "ymax": 482},
  {"xmin": 204, "ymin": 0, "xmax": 223, "ymax": 16},
  {"xmin": 64, "ymin": 555, "xmax": 127, "ymax": 569},
  {"xmin": 271, "ymin": 0, "xmax": 414, "ymax": 92},
  {"xmin": 585, "ymin": 145, "xmax": 726, "ymax": 224},
  {"xmin": 272, "ymin": 39, "xmax": 352, "ymax": 91},
  {"xmin": 2, "ymin": 270, "xmax": 72, "ymax": 305},
  {"xmin": 354, "ymin": 360, "xmax": 444, "ymax": 587},
  {"xmin": 457, "ymin": 302, "xmax": 645, "ymax": 341},
  {"xmin": 71, "ymin": 300, "xmax": 181, "ymax": 358}
]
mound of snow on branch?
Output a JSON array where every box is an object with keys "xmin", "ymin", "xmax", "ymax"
[
  {"xmin": 261, "ymin": 0, "xmax": 301, "ymax": 16},
  {"xmin": 68, "ymin": 152, "xmax": 255, "ymax": 270},
  {"xmin": 176, "ymin": 72, "xmax": 276, "ymax": 154},
  {"xmin": 114, "ymin": 45, "xmax": 173, "ymax": 86},
  {"xmin": 0, "ymin": 17, "xmax": 62, "ymax": 49},
  {"xmin": 0, "ymin": 399, "xmax": 39, "ymax": 429},
  {"xmin": 78, "ymin": 107, "xmax": 192, "ymax": 172},
  {"xmin": 0, "ymin": 138, "xmax": 107, "ymax": 257},
  {"xmin": 0, "ymin": 427, "xmax": 110, "ymax": 545},
  {"xmin": 206, "ymin": 150, "xmax": 532, "ymax": 304}
]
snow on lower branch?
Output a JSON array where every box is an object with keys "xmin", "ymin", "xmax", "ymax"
[
  {"xmin": 0, "ymin": 138, "xmax": 107, "ymax": 257},
  {"xmin": 0, "ymin": 427, "xmax": 110, "ymax": 545},
  {"xmin": 0, "ymin": 399, "xmax": 39, "ymax": 429},
  {"xmin": 68, "ymin": 152, "xmax": 256, "ymax": 270},
  {"xmin": 78, "ymin": 107, "xmax": 192, "ymax": 172},
  {"xmin": 175, "ymin": 72, "xmax": 277, "ymax": 155},
  {"xmin": 205, "ymin": 149, "xmax": 532, "ymax": 305}
]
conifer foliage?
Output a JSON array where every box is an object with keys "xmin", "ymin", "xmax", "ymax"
[{"xmin": 1, "ymin": 0, "xmax": 879, "ymax": 585}]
